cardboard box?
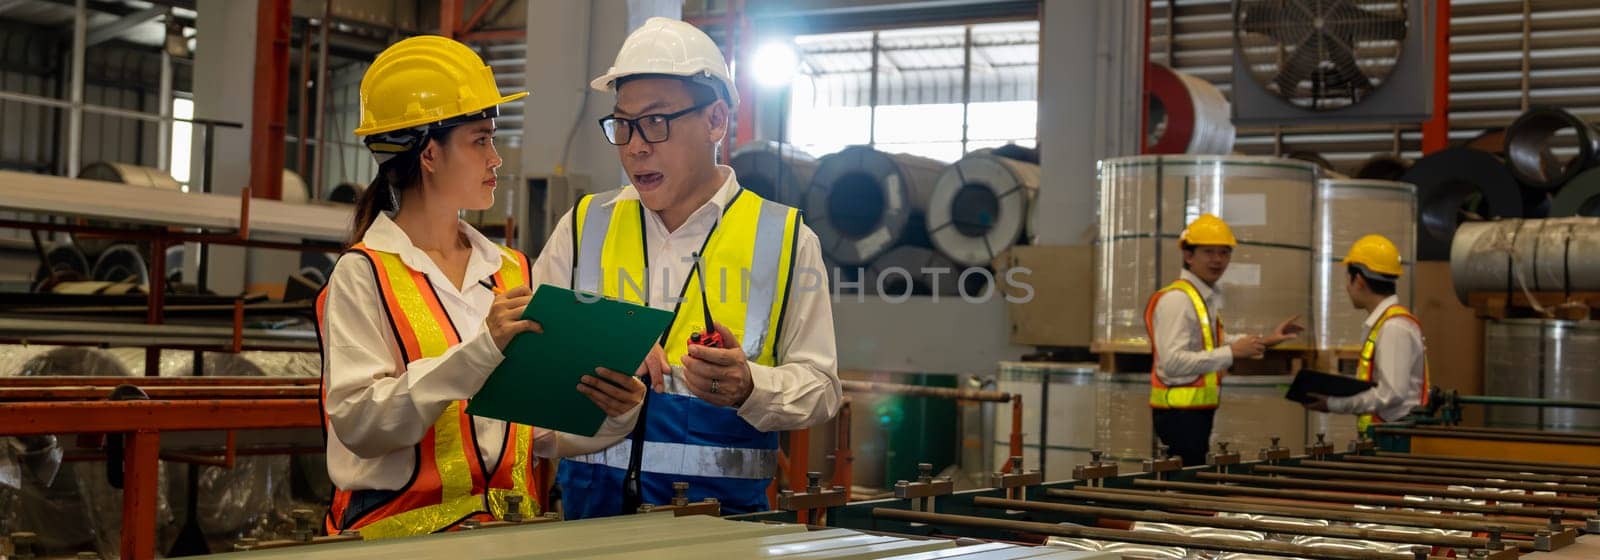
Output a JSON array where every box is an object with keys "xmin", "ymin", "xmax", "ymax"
[{"xmin": 993, "ymin": 245, "xmax": 1094, "ymax": 348}]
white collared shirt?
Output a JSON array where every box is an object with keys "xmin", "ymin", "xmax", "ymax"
[
  {"xmin": 1327, "ymin": 295, "xmax": 1426, "ymax": 422},
  {"xmin": 1151, "ymin": 269, "xmax": 1245, "ymax": 387},
  {"xmin": 320, "ymin": 213, "xmax": 637, "ymax": 491},
  {"xmin": 534, "ymin": 165, "xmax": 841, "ymax": 432}
]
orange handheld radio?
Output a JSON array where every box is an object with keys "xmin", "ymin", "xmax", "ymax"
[{"xmin": 687, "ymin": 254, "xmax": 726, "ymax": 349}]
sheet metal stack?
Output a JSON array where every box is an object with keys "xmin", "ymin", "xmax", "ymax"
[{"xmin": 205, "ymin": 511, "xmax": 1122, "ymax": 559}]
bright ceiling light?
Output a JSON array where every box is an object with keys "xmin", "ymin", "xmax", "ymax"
[{"xmin": 752, "ymin": 41, "xmax": 799, "ymax": 89}]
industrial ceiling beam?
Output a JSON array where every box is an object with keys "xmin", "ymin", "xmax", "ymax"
[
  {"xmin": 85, "ymin": 5, "xmax": 166, "ymax": 47},
  {"xmin": 37, "ymin": 0, "xmax": 197, "ymax": 30}
]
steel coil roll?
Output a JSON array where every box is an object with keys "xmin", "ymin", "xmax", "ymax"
[
  {"xmin": 730, "ymin": 141, "xmax": 818, "ymax": 209},
  {"xmin": 1551, "ymin": 167, "xmax": 1600, "ymax": 217},
  {"xmin": 925, "ymin": 149, "xmax": 1039, "ymax": 267},
  {"xmin": 805, "ymin": 146, "xmax": 945, "ymax": 266},
  {"xmin": 1398, "ymin": 147, "xmax": 1523, "ymax": 261},
  {"xmin": 1485, "ymin": 319, "xmax": 1600, "ymax": 432},
  {"xmin": 1355, "ymin": 155, "xmax": 1412, "ymax": 181},
  {"xmin": 1449, "ymin": 217, "xmax": 1600, "ymax": 305},
  {"xmin": 1504, "ymin": 106, "xmax": 1600, "ymax": 191},
  {"xmin": 1144, "ymin": 63, "xmax": 1235, "ymax": 155}
]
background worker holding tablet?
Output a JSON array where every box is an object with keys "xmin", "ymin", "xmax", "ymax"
[
  {"xmin": 1301, "ymin": 234, "xmax": 1430, "ymax": 434},
  {"xmin": 537, "ymin": 17, "xmax": 842, "ymax": 519},
  {"xmin": 316, "ymin": 35, "xmax": 646, "ymax": 540}
]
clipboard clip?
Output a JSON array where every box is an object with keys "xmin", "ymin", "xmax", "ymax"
[{"xmin": 686, "ymin": 253, "xmax": 727, "ymax": 349}]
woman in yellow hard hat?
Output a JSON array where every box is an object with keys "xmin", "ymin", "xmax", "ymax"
[
  {"xmin": 315, "ymin": 35, "xmax": 645, "ymax": 539},
  {"xmin": 1302, "ymin": 234, "xmax": 1430, "ymax": 435},
  {"xmin": 1145, "ymin": 213, "xmax": 1303, "ymax": 466}
]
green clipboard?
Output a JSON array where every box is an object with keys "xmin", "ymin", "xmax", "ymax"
[{"xmin": 465, "ymin": 283, "xmax": 673, "ymax": 437}]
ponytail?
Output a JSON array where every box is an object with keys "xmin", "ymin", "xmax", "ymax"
[{"xmin": 348, "ymin": 127, "xmax": 451, "ymax": 245}]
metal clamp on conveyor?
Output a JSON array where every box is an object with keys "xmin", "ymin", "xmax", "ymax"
[
  {"xmin": 1142, "ymin": 446, "xmax": 1183, "ymax": 480},
  {"xmin": 1207, "ymin": 441, "xmax": 1241, "ymax": 470},
  {"xmin": 1305, "ymin": 432, "xmax": 1335, "ymax": 458},
  {"xmin": 1349, "ymin": 436, "xmax": 1377, "ymax": 453},
  {"xmin": 898, "ymin": 462, "xmax": 955, "ymax": 512},
  {"xmin": 777, "ymin": 472, "xmax": 848, "ymax": 523},
  {"xmin": 639, "ymin": 482, "xmax": 723, "ymax": 517},
  {"xmin": 1071, "ymin": 450, "xmax": 1118, "ymax": 488},
  {"xmin": 992, "ymin": 455, "xmax": 1044, "ymax": 499},
  {"xmin": 1259, "ymin": 436, "xmax": 1291, "ymax": 463}
]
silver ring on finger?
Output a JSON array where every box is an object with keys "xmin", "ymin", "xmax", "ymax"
[{"xmin": 709, "ymin": 378, "xmax": 720, "ymax": 395}]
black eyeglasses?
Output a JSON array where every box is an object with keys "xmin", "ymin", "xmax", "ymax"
[{"xmin": 598, "ymin": 101, "xmax": 712, "ymax": 146}]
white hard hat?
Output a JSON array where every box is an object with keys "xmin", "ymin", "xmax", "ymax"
[{"xmin": 590, "ymin": 16, "xmax": 739, "ymax": 108}]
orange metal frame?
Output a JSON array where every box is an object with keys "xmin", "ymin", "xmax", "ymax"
[
  {"xmin": 0, "ymin": 397, "xmax": 321, "ymax": 560},
  {"xmin": 1421, "ymin": 0, "xmax": 1451, "ymax": 154}
]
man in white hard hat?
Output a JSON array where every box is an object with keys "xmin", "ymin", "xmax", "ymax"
[{"xmin": 528, "ymin": 16, "xmax": 840, "ymax": 519}]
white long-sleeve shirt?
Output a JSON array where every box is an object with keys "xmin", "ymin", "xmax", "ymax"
[
  {"xmin": 1151, "ymin": 270, "xmax": 1244, "ymax": 387},
  {"xmin": 320, "ymin": 213, "xmax": 638, "ymax": 491},
  {"xmin": 535, "ymin": 165, "xmax": 841, "ymax": 432},
  {"xmin": 1327, "ymin": 296, "xmax": 1426, "ymax": 422}
]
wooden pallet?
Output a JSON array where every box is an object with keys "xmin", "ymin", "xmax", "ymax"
[{"xmin": 1467, "ymin": 292, "xmax": 1600, "ymax": 321}]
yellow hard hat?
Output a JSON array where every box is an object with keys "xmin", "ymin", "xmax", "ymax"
[
  {"xmin": 1179, "ymin": 214, "xmax": 1237, "ymax": 247},
  {"xmin": 353, "ymin": 35, "xmax": 528, "ymax": 138},
  {"xmin": 1342, "ymin": 234, "xmax": 1404, "ymax": 278}
]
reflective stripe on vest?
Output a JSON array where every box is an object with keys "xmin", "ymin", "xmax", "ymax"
[
  {"xmin": 1145, "ymin": 279, "xmax": 1223, "ymax": 409},
  {"xmin": 563, "ymin": 187, "xmax": 798, "ymax": 485},
  {"xmin": 318, "ymin": 244, "xmax": 540, "ymax": 540},
  {"xmin": 1355, "ymin": 304, "xmax": 1431, "ymax": 434}
]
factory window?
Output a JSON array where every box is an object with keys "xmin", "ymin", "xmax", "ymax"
[
  {"xmin": 786, "ymin": 21, "xmax": 1039, "ymax": 163},
  {"xmin": 169, "ymin": 97, "xmax": 194, "ymax": 191}
]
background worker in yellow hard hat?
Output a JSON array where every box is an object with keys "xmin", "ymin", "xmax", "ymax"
[
  {"xmin": 1145, "ymin": 214, "xmax": 1304, "ymax": 466},
  {"xmin": 532, "ymin": 17, "xmax": 839, "ymax": 519},
  {"xmin": 318, "ymin": 35, "xmax": 645, "ymax": 538},
  {"xmin": 1303, "ymin": 234, "xmax": 1430, "ymax": 434}
]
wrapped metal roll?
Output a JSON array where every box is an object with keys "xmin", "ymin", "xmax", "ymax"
[
  {"xmin": 1144, "ymin": 63, "xmax": 1235, "ymax": 155},
  {"xmin": 106, "ymin": 349, "xmax": 322, "ymax": 546},
  {"xmin": 1355, "ymin": 155, "xmax": 1412, "ymax": 181},
  {"xmin": 33, "ymin": 243, "xmax": 92, "ymax": 290},
  {"xmin": 1399, "ymin": 147, "xmax": 1523, "ymax": 261},
  {"xmin": 805, "ymin": 146, "xmax": 945, "ymax": 266},
  {"xmin": 1485, "ymin": 319, "xmax": 1600, "ymax": 432},
  {"xmin": 3, "ymin": 346, "xmax": 174, "ymax": 557},
  {"xmin": 1551, "ymin": 166, "xmax": 1600, "ymax": 217},
  {"xmin": 925, "ymin": 149, "xmax": 1039, "ymax": 267},
  {"xmin": 993, "ymin": 362, "xmax": 1098, "ymax": 481},
  {"xmin": 1314, "ymin": 179, "xmax": 1417, "ymax": 351},
  {"xmin": 1504, "ymin": 106, "xmax": 1600, "ymax": 191},
  {"xmin": 91, "ymin": 243, "xmax": 150, "ymax": 286},
  {"xmin": 78, "ymin": 161, "xmax": 183, "ymax": 191},
  {"xmin": 280, "ymin": 169, "xmax": 310, "ymax": 204},
  {"xmin": 729, "ymin": 141, "xmax": 817, "ymax": 208},
  {"xmin": 864, "ymin": 245, "xmax": 967, "ymax": 298},
  {"xmin": 1095, "ymin": 155, "xmax": 1318, "ymax": 350},
  {"xmin": 74, "ymin": 162, "xmax": 184, "ymax": 257},
  {"xmin": 1449, "ymin": 218, "xmax": 1600, "ymax": 305}
]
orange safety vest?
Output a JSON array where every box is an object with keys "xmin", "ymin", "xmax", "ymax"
[
  {"xmin": 1355, "ymin": 304, "xmax": 1432, "ymax": 434},
  {"xmin": 316, "ymin": 243, "xmax": 540, "ymax": 539},
  {"xmin": 1145, "ymin": 279, "xmax": 1223, "ymax": 410}
]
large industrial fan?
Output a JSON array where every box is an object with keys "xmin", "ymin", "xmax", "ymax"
[{"xmin": 1231, "ymin": 0, "xmax": 1432, "ymax": 125}]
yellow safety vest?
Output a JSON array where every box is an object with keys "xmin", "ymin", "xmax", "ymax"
[
  {"xmin": 1355, "ymin": 305, "xmax": 1431, "ymax": 434},
  {"xmin": 1145, "ymin": 279, "xmax": 1223, "ymax": 409},
  {"xmin": 571, "ymin": 187, "xmax": 800, "ymax": 368}
]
